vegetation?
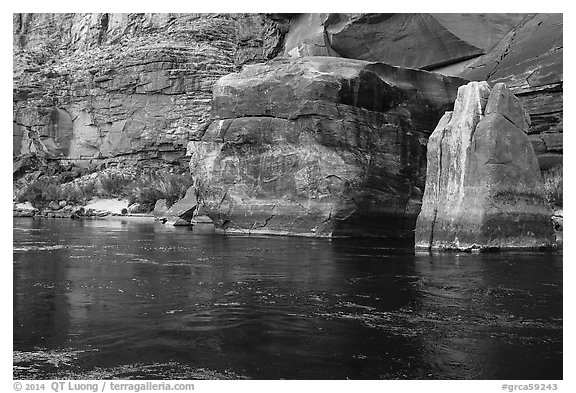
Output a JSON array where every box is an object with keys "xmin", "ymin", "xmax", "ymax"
[
  {"xmin": 129, "ymin": 171, "xmax": 194, "ymax": 211},
  {"xmin": 98, "ymin": 171, "xmax": 132, "ymax": 197},
  {"xmin": 542, "ymin": 165, "xmax": 563, "ymax": 208},
  {"xmin": 15, "ymin": 167, "xmax": 194, "ymax": 213},
  {"xmin": 15, "ymin": 176, "xmax": 98, "ymax": 207},
  {"xmin": 15, "ymin": 177, "xmax": 63, "ymax": 208}
]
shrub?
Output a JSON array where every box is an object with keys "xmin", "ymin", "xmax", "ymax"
[
  {"xmin": 16, "ymin": 176, "xmax": 63, "ymax": 208},
  {"xmin": 156, "ymin": 172, "xmax": 194, "ymax": 206},
  {"xmin": 15, "ymin": 167, "xmax": 194, "ymax": 212},
  {"xmin": 129, "ymin": 184, "xmax": 164, "ymax": 212},
  {"xmin": 129, "ymin": 170, "xmax": 194, "ymax": 212},
  {"xmin": 97, "ymin": 172, "xmax": 131, "ymax": 197},
  {"xmin": 59, "ymin": 181, "xmax": 97, "ymax": 204},
  {"xmin": 16, "ymin": 174, "xmax": 101, "ymax": 207},
  {"xmin": 542, "ymin": 165, "xmax": 563, "ymax": 208},
  {"xmin": 78, "ymin": 181, "xmax": 97, "ymax": 200}
]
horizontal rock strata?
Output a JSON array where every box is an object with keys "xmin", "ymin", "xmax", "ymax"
[{"xmin": 13, "ymin": 13, "xmax": 290, "ymax": 168}]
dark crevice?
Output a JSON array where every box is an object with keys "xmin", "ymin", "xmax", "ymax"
[
  {"xmin": 422, "ymin": 53, "xmax": 485, "ymax": 71},
  {"xmin": 98, "ymin": 14, "xmax": 109, "ymax": 45}
]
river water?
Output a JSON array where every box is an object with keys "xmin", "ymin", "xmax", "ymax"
[{"xmin": 13, "ymin": 217, "xmax": 562, "ymax": 380}]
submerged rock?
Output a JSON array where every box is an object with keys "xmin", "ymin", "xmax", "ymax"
[
  {"xmin": 189, "ymin": 56, "xmax": 466, "ymax": 237},
  {"xmin": 415, "ymin": 82, "xmax": 555, "ymax": 251},
  {"xmin": 165, "ymin": 218, "xmax": 192, "ymax": 227}
]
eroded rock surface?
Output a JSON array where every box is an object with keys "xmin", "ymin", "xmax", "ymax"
[
  {"xmin": 324, "ymin": 14, "xmax": 485, "ymax": 70},
  {"xmin": 285, "ymin": 14, "xmax": 526, "ymax": 70},
  {"xmin": 415, "ymin": 82, "xmax": 555, "ymax": 251},
  {"xmin": 13, "ymin": 13, "xmax": 290, "ymax": 167},
  {"xmin": 188, "ymin": 57, "xmax": 467, "ymax": 237},
  {"xmin": 284, "ymin": 13, "xmax": 562, "ymax": 172},
  {"xmin": 443, "ymin": 14, "xmax": 563, "ymax": 170}
]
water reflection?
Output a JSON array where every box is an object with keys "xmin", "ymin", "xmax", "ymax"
[
  {"xmin": 13, "ymin": 218, "xmax": 562, "ymax": 379},
  {"xmin": 410, "ymin": 253, "xmax": 562, "ymax": 379}
]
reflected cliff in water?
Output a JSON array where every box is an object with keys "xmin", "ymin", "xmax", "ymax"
[{"xmin": 13, "ymin": 218, "xmax": 562, "ymax": 379}]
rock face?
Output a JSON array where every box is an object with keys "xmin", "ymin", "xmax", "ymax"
[
  {"xmin": 285, "ymin": 13, "xmax": 526, "ymax": 70},
  {"xmin": 284, "ymin": 13, "xmax": 343, "ymax": 58},
  {"xmin": 14, "ymin": 14, "xmax": 562, "ymax": 173},
  {"xmin": 431, "ymin": 14, "xmax": 528, "ymax": 53},
  {"xmin": 325, "ymin": 14, "xmax": 485, "ymax": 69},
  {"xmin": 14, "ymin": 14, "xmax": 562, "ymax": 240},
  {"xmin": 440, "ymin": 14, "xmax": 563, "ymax": 170},
  {"xmin": 415, "ymin": 82, "xmax": 554, "ymax": 251},
  {"xmin": 188, "ymin": 57, "xmax": 466, "ymax": 237},
  {"xmin": 13, "ymin": 13, "xmax": 290, "ymax": 167},
  {"xmin": 284, "ymin": 13, "xmax": 562, "ymax": 172}
]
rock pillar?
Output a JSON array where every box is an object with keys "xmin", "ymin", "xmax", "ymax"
[{"xmin": 415, "ymin": 82, "xmax": 555, "ymax": 251}]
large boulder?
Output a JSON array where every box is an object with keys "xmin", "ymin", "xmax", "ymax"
[
  {"xmin": 415, "ymin": 82, "xmax": 555, "ymax": 251},
  {"xmin": 188, "ymin": 57, "xmax": 466, "ymax": 237}
]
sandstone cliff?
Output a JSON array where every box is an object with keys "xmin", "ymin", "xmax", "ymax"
[
  {"xmin": 14, "ymin": 13, "xmax": 562, "ymax": 173},
  {"xmin": 456, "ymin": 14, "xmax": 563, "ymax": 171},
  {"xmin": 13, "ymin": 13, "xmax": 562, "ymax": 241},
  {"xmin": 284, "ymin": 14, "xmax": 525, "ymax": 69},
  {"xmin": 13, "ymin": 13, "xmax": 290, "ymax": 167},
  {"xmin": 284, "ymin": 13, "xmax": 563, "ymax": 172}
]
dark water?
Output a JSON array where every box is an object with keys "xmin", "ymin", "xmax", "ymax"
[{"xmin": 13, "ymin": 217, "xmax": 562, "ymax": 380}]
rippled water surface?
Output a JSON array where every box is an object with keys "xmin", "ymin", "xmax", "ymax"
[{"xmin": 13, "ymin": 218, "xmax": 562, "ymax": 379}]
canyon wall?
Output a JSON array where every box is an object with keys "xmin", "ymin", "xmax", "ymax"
[
  {"xmin": 13, "ymin": 13, "xmax": 562, "ymax": 239},
  {"xmin": 14, "ymin": 13, "xmax": 562, "ymax": 172},
  {"xmin": 284, "ymin": 13, "xmax": 563, "ymax": 172},
  {"xmin": 13, "ymin": 13, "xmax": 290, "ymax": 168}
]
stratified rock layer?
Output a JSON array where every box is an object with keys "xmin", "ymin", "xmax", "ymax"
[
  {"xmin": 189, "ymin": 57, "xmax": 467, "ymax": 237},
  {"xmin": 13, "ymin": 13, "xmax": 290, "ymax": 167},
  {"xmin": 415, "ymin": 82, "xmax": 554, "ymax": 251}
]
